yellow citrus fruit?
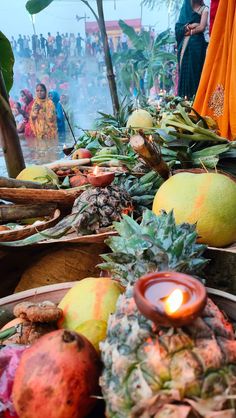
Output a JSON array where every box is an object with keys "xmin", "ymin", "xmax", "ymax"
[
  {"xmin": 58, "ymin": 277, "xmax": 123, "ymax": 330},
  {"xmin": 152, "ymin": 172, "xmax": 236, "ymax": 247},
  {"xmin": 75, "ymin": 319, "xmax": 107, "ymax": 352},
  {"xmin": 17, "ymin": 165, "xmax": 59, "ymax": 185},
  {"xmin": 127, "ymin": 109, "xmax": 153, "ymax": 128}
]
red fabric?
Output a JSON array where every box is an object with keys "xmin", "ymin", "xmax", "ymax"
[
  {"xmin": 210, "ymin": 0, "xmax": 220, "ymax": 33},
  {"xmin": 24, "ymin": 100, "xmax": 35, "ymax": 138}
]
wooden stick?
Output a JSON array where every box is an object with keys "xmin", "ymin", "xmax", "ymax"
[
  {"xmin": 0, "ymin": 204, "xmax": 57, "ymax": 223},
  {"xmin": 0, "ymin": 176, "xmax": 58, "ymax": 190},
  {"xmin": 130, "ymin": 133, "xmax": 170, "ymax": 180}
]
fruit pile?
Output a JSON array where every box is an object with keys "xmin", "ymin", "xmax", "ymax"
[{"xmin": 0, "ymin": 211, "xmax": 236, "ymax": 417}]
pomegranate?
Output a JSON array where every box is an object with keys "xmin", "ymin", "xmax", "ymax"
[{"xmin": 12, "ymin": 330, "xmax": 101, "ymax": 418}]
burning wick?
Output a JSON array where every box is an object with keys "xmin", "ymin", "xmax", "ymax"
[
  {"xmin": 93, "ymin": 165, "xmax": 99, "ymax": 176},
  {"xmin": 164, "ymin": 289, "xmax": 184, "ymax": 315}
]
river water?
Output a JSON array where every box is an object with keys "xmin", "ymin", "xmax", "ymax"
[{"xmin": 0, "ymin": 137, "xmax": 67, "ymax": 176}]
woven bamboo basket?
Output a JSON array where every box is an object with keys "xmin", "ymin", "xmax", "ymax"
[
  {"xmin": 0, "ymin": 209, "xmax": 61, "ymax": 242},
  {"xmin": 0, "ymin": 284, "xmax": 235, "ymax": 418}
]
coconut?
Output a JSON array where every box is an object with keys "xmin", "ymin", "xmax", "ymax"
[{"xmin": 127, "ymin": 109, "xmax": 153, "ymax": 128}]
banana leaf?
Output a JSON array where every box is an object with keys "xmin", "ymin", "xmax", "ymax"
[
  {"xmin": 26, "ymin": 0, "xmax": 54, "ymax": 14},
  {"xmin": 0, "ymin": 32, "xmax": 14, "ymax": 93},
  {"xmin": 119, "ymin": 20, "xmax": 144, "ymax": 50}
]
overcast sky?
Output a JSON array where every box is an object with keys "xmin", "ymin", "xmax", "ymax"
[{"xmin": 1, "ymin": 0, "xmax": 173, "ymax": 39}]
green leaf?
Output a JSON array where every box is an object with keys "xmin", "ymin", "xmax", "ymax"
[
  {"xmin": 26, "ymin": 0, "xmax": 54, "ymax": 14},
  {"xmin": 0, "ymin": 32, "xmax": 14, "ymax": 93},
  {"xmin": 119, "ymin": 20, "xmax": 144, "ymax": 50},
  {"xmin": 192, "ymin": 144, "xmax": 230, "ymax": 158}
]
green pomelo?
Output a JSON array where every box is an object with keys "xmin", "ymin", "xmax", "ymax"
[
  {"xmin": 58, "ymin": 277, "xmax": 123, "ymax": 330},
  {"xmin": 127, "ymin": 109, "xmax": 153, "ymax": 128},
  {"xmin": 152, "ymin": 172, "xmax": 236, "ymax": 247},
  {"xmin": 17, "ymin": 165, "xmax": 59, "ymax": 185}
]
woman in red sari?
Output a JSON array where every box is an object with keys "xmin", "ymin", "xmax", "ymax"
[{"xmin": 20, "ymin": 89, "xmax": 35, "ymax": 138}]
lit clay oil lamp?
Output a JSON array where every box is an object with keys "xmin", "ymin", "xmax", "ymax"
[
  {"xmin": 134, "ymin": 271, "xmax": 207, "ymax": 327},
  {"xmin": 87, "ymin": 166, "xmax": 115, "ymax": 188}
]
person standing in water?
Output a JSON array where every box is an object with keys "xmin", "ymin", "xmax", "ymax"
[
  {"xmin": 30, "ymin": 83, "xmax": 57, "ymax": 140},
  {"xmin": 48, "ymin": 90, "xmax": 66, "ymax": 142}
]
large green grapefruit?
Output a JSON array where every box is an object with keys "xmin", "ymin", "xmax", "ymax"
[{"xmin": 152, "ymin": 172, "xmax": 236, "ymax": 247}]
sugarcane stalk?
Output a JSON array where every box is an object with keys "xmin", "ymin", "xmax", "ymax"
[
  {"xmin": 0, "ymin": 203, "xmax": 57, "ymax": 223},
  {"xmin": 45, "ymin": 159, "xmax": 91, "ymax": 170},
  {"xmin": 130, "ymin": 133, "xmax": 170, "ymax": 180},
  {"xmin": 0, "ymin": 176, "xmax": 58, "ymax": 190}
]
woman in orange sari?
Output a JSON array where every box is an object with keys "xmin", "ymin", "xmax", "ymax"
[
  {"xmin": 30, "ymin": 83, "xmax": 58, "ymax": 140},
  {"xmin": 193, "ymin": 0, "xmax": 236, "ymax": 140}
]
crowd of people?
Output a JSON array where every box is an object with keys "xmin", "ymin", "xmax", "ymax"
[
  {"xmin": 11, "ymin": 84, "xmax": 73, "ymax": 142},
  {"xmin": 10, "ymin": 31, "xmax": 129, "ymax": 61}
]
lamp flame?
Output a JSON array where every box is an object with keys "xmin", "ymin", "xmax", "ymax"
[
  {"xmin": 165, "ymin": 289, "xmax": 183, "ymax": 315},
  {"xmin": 93, "ymin": 166, "xmax": 99, "ymax": 176}
]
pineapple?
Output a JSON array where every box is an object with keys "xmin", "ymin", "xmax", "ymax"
[
  {"xmin": 100, "ymin": 210, "xmax": 236, "ymax": 418},
  {"xmin": 72, "ymin": 185, "xmax": 133, "ymax": 234},
  {"xmin": 72, "ymin": 171, "xmax": 163, "ymax": 234}
]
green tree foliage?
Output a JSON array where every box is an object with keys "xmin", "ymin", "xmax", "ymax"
[{"xmin": 113, "ymin": 20, "xmax": 176, "ymax": 96}]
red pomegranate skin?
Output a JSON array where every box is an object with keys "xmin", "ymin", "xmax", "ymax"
[{"xmin": 12, "ymin": 330, "xmax": 101, "ymax": 418}]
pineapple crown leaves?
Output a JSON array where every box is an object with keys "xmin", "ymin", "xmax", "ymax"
[
  {"xmin": 99, "ymin": 209, "xmax": 208, "ymax": 286},
  {"xmin": 114, "ymin": 171, "xmax": 164, "ymax": 212}
]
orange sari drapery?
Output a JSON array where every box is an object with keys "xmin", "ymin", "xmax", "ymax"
[{"xmin": 193, "ymin": 0, "xmax": 236, "ymax": 140}]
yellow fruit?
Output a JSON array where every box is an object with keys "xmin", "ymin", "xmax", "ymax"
[
  {"xmin": 75, "ymin": 319, "xmax": 107, "ymax": 352},
  {"xmin": 127, "ymin": 109, "xmax": 153, "ymax": 128},
  {"xmin": 17, "ymin": 165, "xmax": 59, "ymax": 185},
  {"xmin": 152, "ymin": 172, "xmax": 236, "ymax": 247},
  {"xmin": 58, "ymin": 277, "xmax": 123, "ymax": 330}
]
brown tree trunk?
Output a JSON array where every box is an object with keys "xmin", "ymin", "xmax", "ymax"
[
  {"xmin": 96, "ymin": 0, "xmax": 120, "ymax": 115},
  {"xmin": 0, "ymin": 70, "xmax": 25, "ymax": 178}
]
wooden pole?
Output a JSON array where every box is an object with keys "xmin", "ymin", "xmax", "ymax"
[
  {"xmin": 96, "ymin": 0, "xmax": 120, "ymax": 115},
  {"xmin": 0, "ymin": 70, "xmax": 25, "ymax": 178}
]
